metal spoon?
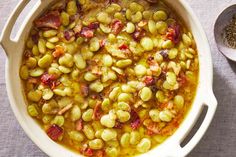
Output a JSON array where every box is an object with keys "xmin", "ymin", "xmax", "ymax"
[{"xmin": 214, "ymin": 4, "xmax": 236, "ymax": 61}]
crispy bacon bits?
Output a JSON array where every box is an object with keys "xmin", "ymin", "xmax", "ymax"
[
  {"xmin": 41, "ymin": 73, "xmax": 59, "ymax": 89},
  {"xmin": 92, "ymin": 102, "xmax": 103, "ymax": 120},
  {"xmin": 64, "ymin": 30, "xmax": 75, "ymax": 41},
  {"xmin": 34, "ymin": 11, "xmax": 61, "ymax": 30},
  {"xmin": 46, "ymin": 124, "xmax": 63, "ymax": 141},
  {"xmin": 133, "ymin": 29, "xmax": 146, "ymax": 41},
  {"xmin": 143, "ymin": 76, "xmax": 155, "ymax": 86},
  {"xmin": 130, "ymin": 109, "xmax": 141, "ymax": 130},
  {"xmin": 80, "ymin": 27, "xmax": 94, "ymax": 38},
  {"xmin": 80, "ymin": 83, "xmax": 89, "ymax": 97},
  {"xmin": 88, "ymin": 22, "xmax": 100, "ymax": 29},
  {"xmin": 118, "ymin": 44, "xmax": 129, "ymax": 50},
  {"xmin": 166, "ymin": 24, "xmax": 181, "ymax": 44},
  {"xmin": 111, "ymin": 20, "xmax": 124, "ymax": 35}
]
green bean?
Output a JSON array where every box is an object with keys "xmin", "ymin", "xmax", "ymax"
[
  {"xmin": 134, "ymin": 64, "xmax": 147, "ymax": 76},
  {"xmin": 166, "ymin": 72, "xmax": 177, "ymax": 85},
  {"xmin": 153, "ymin": 10, "xmax": 168, "ymax": 21},
  {"xmin": 116, "ymin": 59, "xmax": 132, "ymax": 68},
  {"xmin": 42, "ymin": 115, "xmax": 53, "ymax": 124},
  {"xmin": 118, "ymin": 93, "xmax": 132, "ymax": 102},
  {"xmin": 117, "ymin": 102, "xmax": 130, "ymax": 111},
  {"xmin": 84, "ymin": 72, "xmax": 98, "ymax": 82},
  {"xmin": 51, "ymin": 115, "xmax": 64, "ymax": 126},
  {"xmin": 74, "ymin": 53, "xmax": 86, "ymax": 69},
  {"xmin": 148, "ymin": 20, "xmax": 157, "ymax": 34},
  {"xmin": 131, "ymin": 11, "xmax": 142, "ymax": 23},
  {"xmin": 126, "ymin": 22, "xmax": 135, "ymax": 34},
  {"xmin": 20, "ymin": 65, "xmax": 29, "ymax": 80},
  {"xmin": 48, "ymin": 36, "xmax": 59, "ymax": 43},
  {"xmin": 126, "ymin": 9, "xmax": 132, "ymax": 20},
  {"xmin": 82, "ymin": 109, "xmax": 93, "ymax": 122},
  {"xmin": 149, "ymin": 109, "xmax": 160, "ymax": 122},
  {"xmin": 162, "ymin": 40, "xmax": 174, "ymax": 49},
  {"xmin": 66, "ymin": 0, "xmax": 77, "ymax": 15},
  {"xmin": 27, "ymin": 90, "xmax": 42, "ymax": 102},
  {"xmin": 27, "ymin": 104, "xmax": 39, "ymax": 117},
  {"xmin": 174, "ymin": 95, "xmax": 184, "ymax": 109},
  {"xmin": 53, "ymin": 89, "xmax": 66, "ymax": 96},
  {"xmin": 95, "ymin": 129, "xmax": 104, "ymax": 138},
  {"xmin": 168, "ymin": 48, "xmax": 178, "ymax": 59},
  {"xmin": 59, "ymin": 53, "xmax": 74, "ymax": 67},
  {"xmin": 102, "ymin": 54, "xmax": 113, "ymax": 67},
  {"xmin": 105, "ymin": 147, "xmax": 118, "ymax": 157},
  {"xmin": 32, "ymin": 45, "xmax": 39, "ymax": 56},
  {"xmin": 109, "ymin": 87, "xmax": 121, "ymax": 101},
  {"xmin": 130, "ymin": 131, "xmax": 141, "ymax": 145},
  {"xmin": 100, "ymin": 114, "xmax": 115, "ymax": 128},
  {"xmin": 139, "ymin": 87, "xmax": 152, "ymax": 102},
  {"xmin": 156, "ymin": 91, "xmax": 165, "ymax": 103},
  {"xmin": 43, "ymin": 30, "xmax": 58, "ymax": 38},
  {"xmin": 38, "ymin": 39, "xmax": 46, "ymax": 54},
  {"xmin": 159, "ymin": 110, "xmax": 173, "ymax": 122},
  {"xmin": 61, "ymin": 12, "xmax": 70, "ymax": 26},
  {"xmin": 120, "ymin": 133, "xmax": 130, "ymax": 147},
  {"xmin": 101, "ymin": 129, "xmax": 117, "ymax": 141},
  {"xmin": 58, "ymin": 66, "xmax": 71, "ymax": 74},
  {"xmin": 100, "ymin": 24, "xmax": 112, "ymax": 34},
  {"xmin": 143, "ymin": 10, "xmax": 153, "ymax": 20},
  {"xmin": 89, "ymin": 37, "xmax": 100, "ymax": 52},
  {"xmin": 38, "ymin": 54, "xmax": 53, "ymax": 68},
  {"xmin": 156, "ymin": 21, "xmax": 168, "ymax": 34},
  {"xmin": 42, "ymin": 99, "xmax": 58, "ymax": 114},
  {"xmin": 89, "ymin": 139, "xmax": 104, "ymax": 150},
  {"xmin": 140, "ymin": 37, "xmax": 154, "ymax": 51},
  {"xmin": 68, "ymin": 131, "xmax": 84, "ymax": 142},
  {"xmin": 26, "ymin": 57, "xmax": 37, "ymax": 69},
  {"xmin": 102, "ymin": 98, "xmax": 110, "ymax": 111},
  {"xmin": 71, "ymin": 105, "xmax": 81, "ymax": 121},
  {"xmin": 129, "ymin": 2, "xmax": 144, "ymax": 12},
  {"xmin": 26, "ymin": 38, "xmax": 34, "ymax": 49},
  {"xmin": 136, "ymin": 138, "xmax": 151, "ymax": 153},
  {"xmin": 42, "ymin": 88, "xmax": 54, "ymax": 100},
  {"xmin": 182, "ymin": 33, "xmax": 192, "ymax": 46},
  {"xmin": 97, "ymin": 12, "xmax": 111, "ymax": 24},
  {"xmin": 83, "ymin": 124, "xmax": 95, "ymax": 140},
  {"xmin": 89, "ymin": 81, "xmax": 104, "ymax": 93},
  {"xmin": 116, "ymin": 110, "xmax": 130, "ymax": 122}
]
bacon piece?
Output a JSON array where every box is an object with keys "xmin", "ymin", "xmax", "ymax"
[
  {"xmin": 53, "ymin": 45, "xmax": 65, "ymax": 58},
  {"xmin": 24, "ymin": 50, "xmax": 32, "ymax": 58},
  {"xmin": 81, "ymin": 148, "xmax": 94, "ymax": 157},
  {"xmin": 92, "ymin": 102, "xmax": 102, "ymax": 120},
  {"xmin": 100, "ymin": 39, "xmax": 106, "ymax": 48},
  {"xmin": 178, "ymin": 73, "xmax": 188, "ymax": 87},
  {"xmin": 133, "ymin": 29, "xmax": 145, "ymax": 41},
  {"xmin": 166, "ymin": 24, "xmax": 181, "ymax": 44},
  {"xmin": 88, "ymin": 22, "xmax": 100, "ymax": 29},
  {"xmin": 75, "ymin": 119, "xmax": 83, "ymax": 131},
  {"xmin": 114, "ymin": 121, "xmax": 123, "ymax": 129},
  {"xmin": 73, "ymin": 23, "xmax": 83, "ymax": 36},
  {"xmin": 58, "ymin": 103, "xmax": 73, "ymax": 115},
  {"xmin": 143, "ymin": 76, "xmax": 155, "ymax": 86},
  {"xmin": 130, "ymin": 109, "xmax": 141, "ymax": 130},
  {"xmin": 111, "ymin": 20, "xmax": 124, "ymax": 35},
  {"xmin": 34, "ymin": 11, "xmax": 61, "ymax": 30},
  {"xmin": 46, "ymin": 124, "xmax": 63, "ymax": 141},
  {"xmin": 80, "ymin": 83, "xmax": 89, "ymax": 97},
  {"xmin": 64, "ymin": 30, "xmax": 75, "ymax": 41},
  {"xmin": 160, "ymin": 50, "xmax": 169, "ymax": 60},
  {"xmin": 28, "ymin": 78, "xmax": 38, "ymax": 84},
  {"xmin": 80, "ymin": 27, "xmax": 94, "ymax": 38},
  {"xmin": 138, "ymin": 20, "xmax": 147, "ymax": 27},
  {"xmin": 41, "ymin": 73, "xmax": 58, "ymax": 89},
  {"xmin": 109, "ymin": 0, "xmax": 119, "ymax": 3}
]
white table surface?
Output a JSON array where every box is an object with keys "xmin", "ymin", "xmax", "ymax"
[{"xmin": 1, "ymin": 0, "xmax": 236, "ymax": 157}]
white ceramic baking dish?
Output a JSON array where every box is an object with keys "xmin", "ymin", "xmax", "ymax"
[{"xmin": 0, "ymin": 0, "xmax": 217, "ymax": 157}]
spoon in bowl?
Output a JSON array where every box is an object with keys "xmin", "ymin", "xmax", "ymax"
[{"xmin": 214, "ymin": 4, "xmax": 236, "ymax": 61}]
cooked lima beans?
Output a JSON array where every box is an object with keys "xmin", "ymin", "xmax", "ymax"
[{"xmin": 20, "ymin": 0, "xmax": 198, "ymax": 157}]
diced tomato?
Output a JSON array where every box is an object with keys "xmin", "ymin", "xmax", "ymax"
[
  {"xmin": 81, "ymin": 148, "xmax": 94, "ymax": 157},
  {"xmin": 46, "ymin": 124, "xmax": 63, "ymax": 141}
]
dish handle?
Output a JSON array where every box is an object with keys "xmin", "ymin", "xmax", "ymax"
[
  {"xmin": 0, "ymin": 0, "xmax": 30, "ymax": 57},
  {"xmin": 169, "ymin": 91, "xmax": 217, "ymax": 157}
]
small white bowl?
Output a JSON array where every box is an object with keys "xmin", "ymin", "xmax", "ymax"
[{"xmin": 0, "ymin": 0, "xmax": 217, "ymax": 157}]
